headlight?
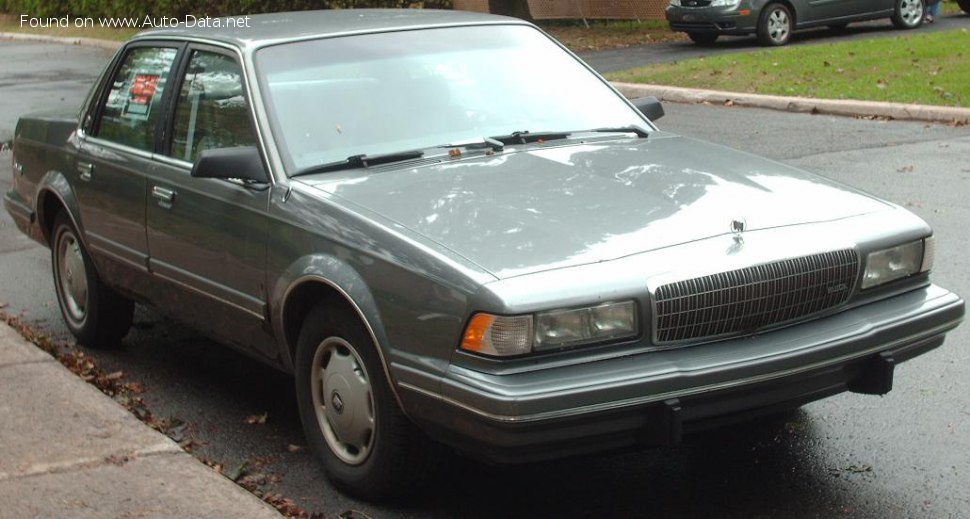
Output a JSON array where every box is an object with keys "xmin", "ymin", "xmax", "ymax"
[
  {"xmin": 861, "ymin": 239, "xmax": 931, "ymax": 289},
  {"xmin": 461, "ymin": 301, "xmax": 638, "ymax": 357},
  {"xmin": 710, "ymin": 0, "xmax": 742, "ymax": 6},
  {"xmin": 669, "ymin": 0, "xmax": 682, "ymax": 6},
  {"xmin": 536, "ymin": 301, "xmax": 638, "ymax": 350}
]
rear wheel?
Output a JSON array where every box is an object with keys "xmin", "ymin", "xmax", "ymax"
[
  {"xmin": 757, "ymin": 3, "xmax": 794, "ymax": 46},
  {"xmin": 51, "ymin": 212, "xmax": 133, "ymax": 348},
  {"xmin": 295, "ymin": 303, "xmax": 436, "ymax": 500},
  {"xmin": 891, "ymin": 0, "xmax": 924, "ymax": 28},
  {"xmin": 687, "ymin": 32, "xmax": 719, "ymax": 45}
]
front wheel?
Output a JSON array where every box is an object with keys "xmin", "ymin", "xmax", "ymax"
[
  {"xmin": 687, "ymin": 32, "xmax": 719, "ymax": 45},
  {"xmin": 757, "ymin": 3, "xmax": 794, "ymax": 46},
  {"xmin": 51, "ymin": 212, "xmax": 133, "ymax": 348},
  {"xmin": 892, "ymin": 0, "xmax": 924, "ymax": 28},
  {"xmin": 295, "ymin": 303, "xmax": 436, "ymax": 500}
]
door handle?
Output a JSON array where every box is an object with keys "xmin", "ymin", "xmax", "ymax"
[
  {"xmin": 78, "ymin": 162, "xmax": 94, "ymax": 182},
  {"xmin": 152, "ymin": 186, "xmax": 176, "ymax": 208}
]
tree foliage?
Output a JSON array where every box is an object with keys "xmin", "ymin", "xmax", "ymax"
[{"xmin": 1, "ymin": 0, "xmax": 452, "ymax": 18}]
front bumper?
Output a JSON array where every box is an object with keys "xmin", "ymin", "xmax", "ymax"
[
  {"xmin": 666, "ymin": 5, "xmax": 758, "ymax": 35},
  {"xmin": 399, "ymin": 284, "xmax": 964, "ymax": 463}
]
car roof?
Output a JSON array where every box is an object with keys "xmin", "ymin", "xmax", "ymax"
[{"xmin": 134, "ymin": 9, "xmax": 525, "ymax": 50}]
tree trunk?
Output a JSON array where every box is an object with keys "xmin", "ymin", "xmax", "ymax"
[{"xmin": 488, "ymin": 0, "xmax": 533, "ymax": 20}]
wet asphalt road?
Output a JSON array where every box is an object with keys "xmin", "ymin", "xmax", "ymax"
[
  {"xmin": 579, "ymin": 13, "xmax": 970, "ymax": 73},
  {"xmin": 1, "ymin": 41, "xmax": 969, "ymax": 517}
]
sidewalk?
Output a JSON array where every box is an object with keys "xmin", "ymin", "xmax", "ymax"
[{"xmin": 0, "ymin": 323, "xmax": 280, "ymax": 518}]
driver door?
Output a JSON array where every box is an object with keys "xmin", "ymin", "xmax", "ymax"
[{"xmin": 145, "ymin": 45, "xmax": 276, "ymax": 359}]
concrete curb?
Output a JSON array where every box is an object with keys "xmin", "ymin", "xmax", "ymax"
[
  {"xmin": 0, "ymin": 322, "xmax": 280, "ymax": 517},
  {"xmin": 612, "ymin": 82, "xmax": 970, "ymax": 125},
  {"xmin": 0, "ymin": 31, "xmax": 121, "ymax": 50}
]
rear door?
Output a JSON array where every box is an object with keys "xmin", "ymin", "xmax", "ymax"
[
  {"xmin": 145, "ymin": 45, "xmax": 275, "ymax": 358},
  {"xmin": 76, "ymin": 43, "xmax": 180, "ymax": 288}
]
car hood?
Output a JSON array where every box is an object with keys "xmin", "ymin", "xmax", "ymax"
[{"xmin": 302, "ymin": 133, "xmax": 891, "ymax": 279}]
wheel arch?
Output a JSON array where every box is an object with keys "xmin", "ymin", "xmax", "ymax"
[
  {"xmin": 755, "ymin": 0, "xmax": 798, "ymax": 26},
  {"xmin": 272, "ymin": 257, "xmax": 406, "ymax": 410},
  {"xmin": 35, "ymin": 170, "xmax": 84, "ymax": 246}
]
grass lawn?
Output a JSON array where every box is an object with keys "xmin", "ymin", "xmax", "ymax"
[
  {"xmin": 608, "ymin": 28, "xmax": 970, "ymax": 107},
  {"xmin": 0, "ymin": 13, "xmax": 136, "ymax": 41}
]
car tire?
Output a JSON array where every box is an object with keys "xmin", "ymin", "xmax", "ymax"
[
  {"xmin": 757, "ymin": 3, "xmax": 794, "ymax": 46},
  {"xmin": 295, "ymin": 302, "xmax": 436, "ymax": 500},
  {"xmin": 51, "ymin": 212, "xmax": 133, "ymax": 348},
  {"xmin": 891, "ymin": 0, "xmax": 924, "ymax": 28},
  {"xmin": 687, "ymin": 32, "xmax": 719, "ymax": 45},
  {"xmin": 959, "ymin": 0, "xmax": 970, "ymax": 13}
]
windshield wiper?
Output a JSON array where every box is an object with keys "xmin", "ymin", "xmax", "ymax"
[
  {"xmin": 440, "ymin": 137, "xmax": 506, "ymax": 152},
  {"xmin": 291, "ymin": 149, "xmax": 425, "ymax": 177},
  {"xmin": 586, "ymin": 125, "xmax": 650, "ymax": 138},
  {"xmin": 488, "ymin": 130, "xmax": 571, "ymax": 146}
]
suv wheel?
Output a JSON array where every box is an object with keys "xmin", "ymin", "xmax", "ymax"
[
  {"xmin": 295, "ymin": 303, "xmax": 437, "ymax": 499},
  {"xmin": 51, "ymin": 212, "xmax": 133, "ymax": 348},
  {"xmin": 891, "ymin": 0, "xmax": 924, "ymax": 28},
  {"xmin": 687, "ymin": 32, "xmax": 719, "ymax": 45},
  {"xmin": 757, "ymin": 3, "xmax": 794, "ymax": 46}
]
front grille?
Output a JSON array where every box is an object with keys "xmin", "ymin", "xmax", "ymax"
[
  {"xmin": 670, "ymin": 22, "xmax": 719, "ymax": 31},
  {"xmin": 654, "ymin": 250, "xmax": 859, "ymax": 344}
]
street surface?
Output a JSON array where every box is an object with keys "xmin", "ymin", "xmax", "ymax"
[
  {"xmin": 580, "ymin": 13, "xmax": 970, "ymax": 72},
  {"xmin": 1, "ymin": 41, "xmax": 968, "ymax": 517}
]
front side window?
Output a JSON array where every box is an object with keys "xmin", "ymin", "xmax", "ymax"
[
  {"xmin": 97, "ymin": 46, "xmax": 178, "ymax": 151},
  {"xmin": 170, "ymin": 50, "xmax": 256, "ymax": 163}
]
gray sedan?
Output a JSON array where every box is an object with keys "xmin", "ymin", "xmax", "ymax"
[
  {"xmin": 4, "ymin": 9, "xmax": 963, "ymax": 499},
  {"xmin": 666, "ymin": 0, "xmax": 925, "ymax": 45}
]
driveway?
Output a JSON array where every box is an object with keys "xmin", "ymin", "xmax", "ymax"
[
  {"xmin": 1, "ymin": 40, "xmax": 969, "ymax": 517},
  {"xmin": 581, "ymin": 13, "xmax": 970, "ymax": 72}
]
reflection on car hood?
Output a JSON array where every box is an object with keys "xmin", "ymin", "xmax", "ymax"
[{"xmin": 302, "ymin": 133, "xmax": 890, "ymax": 279}]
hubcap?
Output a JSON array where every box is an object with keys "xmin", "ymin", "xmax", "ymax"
[
  {"xmin": 768, "ymin": 9, "xmax": 790, "ymax": 42},
  {"xmin": 899, "ymin": 0, "xmax": 923, "ymax": 24},
  {"xmin": 310, "ymin": 337, "xmax": 375, "ymax": 465},
  {"xmin": 57, "ymin": 231, "xmax": 88, "ymax": 323}
]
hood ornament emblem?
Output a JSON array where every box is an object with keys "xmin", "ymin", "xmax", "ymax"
[{"xmin": 731, "ymin": 217, "xmax": 747, "ymax": 237}]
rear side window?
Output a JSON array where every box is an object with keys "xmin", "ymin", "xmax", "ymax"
[
  {"xmin": 170, "ymin": 50, "xmax": 256, "ymax": 163},
  {"xmin": 96, "ymin": 46, "xmax": 178, "ymax": 151}
]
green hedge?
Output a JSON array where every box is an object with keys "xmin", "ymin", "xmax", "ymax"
[{"xmin": 1, "ymin": 0, "xmax": 452, "ymax": 19}]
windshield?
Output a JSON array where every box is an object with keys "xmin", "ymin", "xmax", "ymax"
[{"xmin": 256, "ymin": 25, "xmax": 649, "ymax": 174}]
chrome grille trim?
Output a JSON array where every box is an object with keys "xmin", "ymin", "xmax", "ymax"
[{"xmin": 654, "ymin": 250, "xmax": 860, "ymax": 344}]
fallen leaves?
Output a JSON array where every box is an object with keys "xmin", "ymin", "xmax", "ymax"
[
  {"xmin": 0, "ymin": 309, "xmax": 317, "ymax": 518},
  {"xmin": 244, "ymin": 412, "xmax": 269, "ymax": 425}
]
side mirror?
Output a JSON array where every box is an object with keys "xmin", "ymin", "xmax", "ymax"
[
  {"xmin": 191, "ymin": 146, "xmax": 268, "ymax": 183},
  {"xmin": 632, "ymin": 96, "xmax": 665, "ymax": 121}
]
